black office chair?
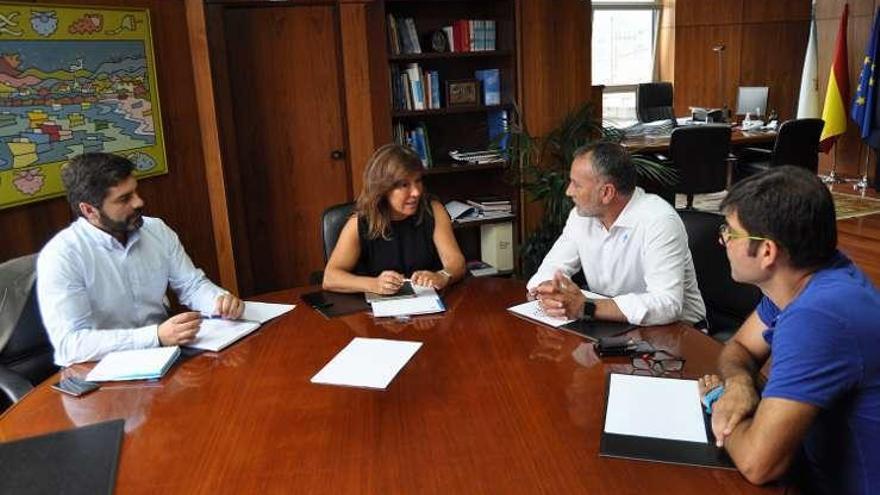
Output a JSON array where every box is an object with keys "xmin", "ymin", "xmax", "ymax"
[
  {"xmin": 679, "ymin": 210, "xmax": 762, "ymax": 342},
  {"xmin": 309, "ymin": 202, "xmax": 356, "ymax": 285},
  {"xmin": 734, "ymin": 118, "xmax": 824, "ymax": 182},
  {"xmin": 668, "ymin": 125, "xmax": 732, "ymax": 209},
  {"xmin": 636, "ymin": 82, "xmax": 675, "ymax": 123},
  {"xmin": 0, "ymin": 255, "xmax": 59, "ymax": 412}
]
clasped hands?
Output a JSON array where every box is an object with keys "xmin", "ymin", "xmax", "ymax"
[
  {"xmin": 530, "ymin": 271, "xmax": 587, "ymax": 320},
  {"xmin": 374, "ymin": 270, "xmax": 449, "ymax": 294},
  {"xmin": 158, "ymin": 292, "xmax": 245, "ymax": 346}
]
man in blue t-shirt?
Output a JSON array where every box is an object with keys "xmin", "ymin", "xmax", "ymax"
[{"xmin": 701, "ymin": 166, "xmax": 880, "ymax": 493}]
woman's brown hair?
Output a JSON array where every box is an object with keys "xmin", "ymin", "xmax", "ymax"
[{"xmin": 356, "ymin": 144, "xmax": 431, "ymax": 240}]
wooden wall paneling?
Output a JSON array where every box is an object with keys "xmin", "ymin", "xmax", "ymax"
[
  {"xmin": 339, "ymin": 1, "xmax": 391, "ymax": 196},
  {"xmin": 518, "ymin": 0, "xmax": 592, "ymax": 235},
  {"xmin": 739, "ymin": 21, "xmax": 810, "ymax": 120},
  {"xmin": 223, "ymin": 5, "xmax": 350, "ymax": 293},
  {"xmin": 672, "ymin": 25, "xmax": 744, "ymax": 114},
  {"xmin": 1, "ymin": 0, "xmax": 220, "ymax": 283},
  {"xmin": 204, "ymin": 4, "xmax": 256, "ymax": 295},
  {"xmin": 674, "ymin": 0, "xmax": 742, "ymax": 28},
  {"xmin": 184, "ymin": 0, "xmax": 238, "ymax": 293},
  {"xmin": 742, "ymin": 0, "xmax": 811, "ymax": 24},
  {"xmin": 658, "ymin": 0, "xmax": 676, "ymax": 84}
]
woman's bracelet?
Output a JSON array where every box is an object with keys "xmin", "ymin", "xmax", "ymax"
[{"xmin": 702, "ymin": 385, "xmax": 725, "ymax": 414}]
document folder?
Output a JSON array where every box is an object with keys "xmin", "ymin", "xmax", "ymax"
[
  {"xmin": 0, "ymin": 419, "xmax": 124, "ymax": 495},
  {"xmin": 301, "ymin": 290, "xmax": 370, "ymax": 318},
  {"xmin": 599, "ymin": 374, "xmax": 735, "ymax": 469}
]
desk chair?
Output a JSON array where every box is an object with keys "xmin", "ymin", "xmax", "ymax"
[
  {"xmin": 636, "ymin": 82, "xmax": 675, "ymax": 123},
  {"xmin": 679, "ymin": 210, "xmax": 762, "ymax": 342},
  {"xmin": 733, "ymin": 118, "xmax": 824, "ymax": 182},
  {"xmin": 310, "ymin": 202, "xmax": 356, "ymax": 285},
  {"xmin": 0, "ymin": 255, "xmax": 59, "ymax": 412},
  {"xmin": 669, "ymin": 125, "xmax": 732, "ymax": 209}
]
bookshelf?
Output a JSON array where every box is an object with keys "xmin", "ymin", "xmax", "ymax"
[{"xmin": 383, "ymin": 0, "xmax": 519, "ymax": 274}]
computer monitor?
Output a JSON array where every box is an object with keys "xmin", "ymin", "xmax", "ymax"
[{"xmin": 736, "ymin": 86, "xmax": 769, "ymax": 117}]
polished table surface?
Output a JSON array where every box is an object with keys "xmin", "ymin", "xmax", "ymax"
[
  {"xmin": 0, "ymin": 278, "xmax": 781, "ymax": 494},
  {"xmin": 622, "ymin": 128, "xmax": 777, "ymax": 154}
]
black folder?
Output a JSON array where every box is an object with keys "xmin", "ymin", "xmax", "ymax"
[
  {"xmin": 301, "ymin": 290, "xmax": 370, "ymax": 318},
  {"xmin": 561, "ymin": 319, "xmax": 636, "ymax": 342},
  {"xmin": 0, "ymin": 418, "xmax": 125, "ymax": 494},
  {"xmin": 599, "ymin": 374, "xmax": 735, "ymax": 469}
]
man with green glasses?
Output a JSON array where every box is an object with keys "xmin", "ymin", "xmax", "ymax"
[{"xmin": 701, "ymin": 166, "xmax": 880, "ymax": 493}]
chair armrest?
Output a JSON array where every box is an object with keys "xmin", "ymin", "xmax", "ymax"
[{"xmin": 0, "ymin": 366, "xmax": 34, "ymax": 404}]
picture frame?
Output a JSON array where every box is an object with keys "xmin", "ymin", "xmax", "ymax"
[{"xmin": 445, "ymin": 80, "xmax": 481, "ymax": 107}]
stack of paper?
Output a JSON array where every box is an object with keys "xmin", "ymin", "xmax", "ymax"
[
  {"xmin": 370, "ymin": 285, "xmax": 445, "ymax": 317},
  {"xmin": 311, "ymin": 337, "xmax": 422, "ymax": 389},
  {"xmin": 86, "ymin": 347, "xmax": 180, "ymax": 382}
]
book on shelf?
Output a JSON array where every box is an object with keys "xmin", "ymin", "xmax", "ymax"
[
  {"xmin": 405, "ymin": 63, "xmax": 425, "ymax": 110},
  {"xmin": 404, "ymin": 18, "xmax": 422, "ymax": 54},
  {"xmin": 429, "ymin": 71, "xmax": 441, "ymax": 109},
  {"xmin": 444, "ymin": 200, "xmax": 476, "ymax": 220},
  {"xmin": 388, "ymin": 15, "xmax": 422, "ymax": 55},
  {"xmin": 397, "ymin": 122, "xmax": 432, "ymax": 168},
  {"xmin": 442, "ymin": 25, "xmax": 455, "ymax": 52},
  {"xmin": 467, "ymin": 260, "xmax": 499, "ymax": 277},
  {"xmin": 475, "ymin": 69, "xmax": 500, "ymax": 105},
  {"xmin": 487, "ymin": 109, "xmax": 509, "ymax": 150}
]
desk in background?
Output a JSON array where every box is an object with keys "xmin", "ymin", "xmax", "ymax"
[
  {"xmin": 622, "ymin": 129, "xmax": 777, "ymax": 154},
  {"xmin": 0, "ymin": 278, "xmax": 780, "ymax": 494}
]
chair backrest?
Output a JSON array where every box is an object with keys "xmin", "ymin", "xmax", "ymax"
[
  {"xmin": 321, "ymin": 202, "xmax": 356, "ymax": 262},
  {"xmin": 0, "ymin": 255, "xmax": 59, "ymax": 410},
  {"xmin": 669, "ymin": 125, "xmax": 732, "ymax": 196},
  {"xmin": 678, "ymin": 210, "xmax": 762, "ymax": 340},
  {"xmin": 771, "ymin": 118, "xmax": 824, "ymax": 173},
  {"xmin": 636, "ymin": 82, "xmax": 675, "ymax": 123}
]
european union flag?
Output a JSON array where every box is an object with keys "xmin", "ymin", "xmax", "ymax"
[{"xmin": 852, "ymin": 7, "xmax": 880, "ymax": 149}]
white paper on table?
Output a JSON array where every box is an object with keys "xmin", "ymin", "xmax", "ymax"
[
  {"xmin": 311, "ymin": 337, "xmax": 422, "ymax": 389},
  {"xmin": 604, "ymin": 374, "xmax": 708, "ymax": 444},
  {"xmin": 187, "ymin": 319, "xmax": 262, "ymax": 352},
  {"xmin": 86, "ymin": 346, "xmax": 180, "ymax": 382},
  {"xmin": 507, "ymin": 289, "xmax": 608, "ymax": 328},
  {"xmin": 370, "ymin": 286, "xmax": 444, "ymax": 317},
  {"xmin": 242, "ymin": 301, "xmax": 295, "ymax": 323}
]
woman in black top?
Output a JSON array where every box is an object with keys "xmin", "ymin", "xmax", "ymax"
[{"xmin": 323, "ymin": 144, "xmax": 465, "ymax": 294}]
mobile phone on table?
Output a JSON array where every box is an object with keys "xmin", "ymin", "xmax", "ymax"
[{"xmin": 51, "ymin": 376, "xmax": 100, "ymax": 397}]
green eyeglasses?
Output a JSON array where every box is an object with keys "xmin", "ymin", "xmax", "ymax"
[{"xmin": 718, "ymin": 224, "xmax": 771, "ymax": 246}]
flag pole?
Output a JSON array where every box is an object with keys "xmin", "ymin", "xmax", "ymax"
[
  {"xmin": 855, "ymin": 142, "xmax": 870, "ymax": 196},
  {"xmin": 823, "ymin": 146, "xmax": 843, "ymax": 184}
]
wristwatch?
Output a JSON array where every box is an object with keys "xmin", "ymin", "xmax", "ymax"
[{"xmin": 581, "ymin": 299, "xmax": 597, "ymax": 320}]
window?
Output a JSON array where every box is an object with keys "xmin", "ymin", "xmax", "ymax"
[{"xmin": 591, "ymin": 0, "xmax": 661, "ymax": 126}]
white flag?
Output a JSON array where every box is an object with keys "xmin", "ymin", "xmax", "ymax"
[{"xmin": 798, "ymin": 9, "xmax": 820, "ymax": 119}]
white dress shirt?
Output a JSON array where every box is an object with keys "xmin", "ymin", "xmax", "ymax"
[
  {"xmin": 527, "ymin": 188, "xmax": 706, "ymax": 326},
  {"xmin": 37, "ymin": 216, "xmax": 225, "ymax": 366}
]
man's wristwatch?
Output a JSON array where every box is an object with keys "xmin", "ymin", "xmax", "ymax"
[{"xmin": 581, "ymin": 299, "xmax": 597, "ymax": 320}]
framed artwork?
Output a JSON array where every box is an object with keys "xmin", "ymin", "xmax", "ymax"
[
  {"xmin": 0, "ymin": 3, "xmax": 167, "ymax": 210},
  {"xmin": 445, "ymin": 80, "xmax": 480, "ymax": 107}
]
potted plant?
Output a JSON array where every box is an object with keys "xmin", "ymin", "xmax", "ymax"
[{"xmin": 501, "ymin": 101, "xmax": 677, "ymax": 278}]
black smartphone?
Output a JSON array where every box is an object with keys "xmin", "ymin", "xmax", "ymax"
[{"xmin": 51, "ymin": 377, "xmax": 100, "ymax": 397}]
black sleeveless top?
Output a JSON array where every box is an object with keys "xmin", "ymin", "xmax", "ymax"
[{"xmin": 355, "ymin": 205, "xmax": 442, "ymax": 277}]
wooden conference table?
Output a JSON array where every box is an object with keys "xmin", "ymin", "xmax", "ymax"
[
  {"xmin": 622, "ymin": 128, "xmax": 778, "ymax": 154},
  {"xmin": 0, "ymin": 278, "xmax": 780, "ymax": 494}
]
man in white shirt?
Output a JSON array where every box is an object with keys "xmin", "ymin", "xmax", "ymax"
[
  {"xmin": 529, "ymin": 142, "xmax": 705, "ymax": 326},
  {"xmin": 37, "ymin": 153, "xmax": 244, "ymax": 366}
]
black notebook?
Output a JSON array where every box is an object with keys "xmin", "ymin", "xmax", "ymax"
[
  {"xmin": 599, "ymin": 374, "xmax": 735, "ymax": 469},
  {"xmin": 560, "ymin": 319, "xmax": 636, "ymax": 342},
  {"xmin": 0, "ymin": 418, "xmax": 125, "ymax": 495},
  {"xmin": 301, "ymin": 290, "xmax": 370, "ymax": 318}
]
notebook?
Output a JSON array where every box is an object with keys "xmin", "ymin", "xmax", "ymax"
[
  {"xmin": 301, "ymin": 290, "xmax": 370, "ymax": 318},
  {"xmin": 370, "ymin": 286, "xmax": 445, "ymax": 317},
  {"xmin": 186, "ymin": 318, "xmax": 262, "ymax": 352},
  {"xmin": 86, "ymin": 346, "xmax": 180, "ymax": 382},
  {"xmin": 364, "ymin": 280, "xmax": 417, "ymax": 303},
  {"xmin": 0, "ymin": 419, "xmax": 124, "ymax": 495}
]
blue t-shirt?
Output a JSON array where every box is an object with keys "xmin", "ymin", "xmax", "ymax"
[{"xmin": 758, "ymin": 252, "xmax": 880, "ymax": 494}]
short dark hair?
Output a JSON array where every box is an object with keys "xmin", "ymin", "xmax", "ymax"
[
  {"xmin": 573, "ymin": 142, "xmax": 636, "ymax": 194},
  {"xmin": 720, "ymin": 166, "xmax": 837, "ymax": 270},
  {"xmin": 61, "ymin": 153, "xmax": 135, "ymax": 216}
]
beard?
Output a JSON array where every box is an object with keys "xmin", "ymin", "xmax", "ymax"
[{"xmin": 98, "ymin": 208, "xmax": 144, "ymax": 235}]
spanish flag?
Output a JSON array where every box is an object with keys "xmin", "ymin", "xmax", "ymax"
[{"xmin": 819, "ymin": 3, "xmax": 850, "ymax": 153}]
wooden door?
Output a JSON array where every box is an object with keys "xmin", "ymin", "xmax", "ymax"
[{"xmin": 224, "ymin": 5, "xmax": 350, "ymax": 293}]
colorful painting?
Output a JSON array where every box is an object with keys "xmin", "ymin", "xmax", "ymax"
[{"xmin": 0, "ymin": 3, "xmax": 166, "ymax": 209}]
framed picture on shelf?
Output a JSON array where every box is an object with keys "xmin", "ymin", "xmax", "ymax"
[{"xmin": 446, "ymin": 80, "xmax": 481, "ymax": 107}]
